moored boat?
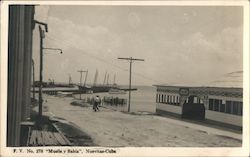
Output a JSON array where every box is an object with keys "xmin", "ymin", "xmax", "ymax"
[{"xmin": 108, "ymin": 88, "xmax": 126, "ymax": 94}]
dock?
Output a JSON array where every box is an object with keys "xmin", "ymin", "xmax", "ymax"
[
  {"xmin": 120, "ymin": 88, "xmax": 137, "ymax": 91},
  {"xmin": 32, "ymin": 87, "xmax": 79, "ymax": 95}
]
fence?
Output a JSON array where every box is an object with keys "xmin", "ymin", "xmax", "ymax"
[
  {"xmin": 103, "ymin": 96, "xmax": 127, "ymax": 106},
  {"xmin": 85, "ymin": 96, "xmax": 127, "ymax": 106}
]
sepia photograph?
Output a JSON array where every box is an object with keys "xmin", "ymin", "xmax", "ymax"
[{"xmin": 0, "ymin": 0, "xmax": 249, "ymax": 156}]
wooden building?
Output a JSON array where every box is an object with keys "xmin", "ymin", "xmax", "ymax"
[
  {"xmin": 155, "ymin": 85, "xmax": 243, "ymax": 129},
  {"xmin": 7, "ymin": 5, "xmax": 35, "ymax": 146}
]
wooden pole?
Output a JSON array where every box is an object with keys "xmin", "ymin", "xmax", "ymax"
[
  {"xmin": 128, "ymin": 58, "xmax": 132, "ymax": 112},
  {"xmin": 32, "ymin": 59, "xmax": 35, "ymax": 100},
  {"xmin": 38, "ymin": 25, "xmax": 43, "ymax": 117},
  {"xmin": 78, "ymin": 70, "xmax": 87, "ymax": 99},
  {"xmin": 84, "ymin": 70, "xmax": 88, "ymax": 86},
  {"xmin": 117, "ymin": 57, "xmax": 144, "ymax": 112},
  {"xmin": 78, "ymin": 70, "xmax": 83, "ymax": 99}
]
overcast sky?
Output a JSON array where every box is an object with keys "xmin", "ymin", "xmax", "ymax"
[{"xmin": 33, "ymin": 5, "xmax": 243, "ymax": 87}]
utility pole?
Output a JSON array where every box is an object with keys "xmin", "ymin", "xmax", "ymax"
[
  {"xmin": 38, "ymin": 25, "xmax": 44, "ymax": 117},
  {"xmin": 32, "ymin": 59, "xmax": 35, "ymax": 101},
  {"xmin": 78, "ymin": 70, "xmax": 83, "ymax": 100},
  {"xmin": 78, "ymin": 70, "xmax": 87, "ymax": 99},
  {"xmin": 35, "ymin": 20, "xmax": 62, "ymax": 118},
  {"xmin": 84, "ymin": 70, "xmax": 88, "ymax": 86},
  {"xmin": 118, "ymin": 57, "xmax": 144, "ymax": 112},
  {"xmin": 34, "ymin": 20, "xmax": 48, "ymax": 118}
]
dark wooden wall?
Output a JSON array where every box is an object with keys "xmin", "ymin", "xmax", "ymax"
[{"xmin": 7, "ymin": 5, "xmax": 35, "ymax": 146}]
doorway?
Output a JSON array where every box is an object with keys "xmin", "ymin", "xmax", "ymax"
[{"xmin": 182, "ymin": 95, "xmax": 205, "ymax": 120}]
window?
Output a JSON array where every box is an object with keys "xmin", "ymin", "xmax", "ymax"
[
  {"xmin": 173, "ymin": 96, "xmax": 176, "ymax": 104},
  {"xmin": 232, "ymin": 101, "xmax": 239, "ymax": 115},
  {"xmin": 200, "ymin": 99, "xmax": 203, "ymax": 103},
  {"xmin": 188, "ymin": 96, "xmax": 193, "ymax": 103},
  {"xmin": 194, "ymin": 97, "xmax": 198, "ymax": 103},
  {"xmin": 220, "ymin": 103, "xmax": 225, "ymax": 112},
  {"xmin": 161, "ymin": 95, "xmax": 164, "ymax": 103},
  {"xmin": 214, "ymin": 99, "xmax": 219, "ymax": 111},
  {"xmin": 209, "ymin": 99, "xmax": 213, "ymax": 110},
  {"xmin": 239, "ymin": 102, "xmax": 243, "ymax": 116},
  {"xmin": 167, "ymin": 96, "xmax": 169, "ymax": 103},
  {"xmin": 197, "ymin": 98, "xmax": 200, "ymax": 104},
  {"xmin": 226, "ymin": 101, "xmax": 232, "ymax": 114},
  {"xmin": 222, "ymin": 100, "xmax": 226, "ymax": 104}
]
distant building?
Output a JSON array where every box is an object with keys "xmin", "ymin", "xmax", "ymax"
[{"xmin": 155, "ymin": 85, "xmax": 243, "ymax": 129}]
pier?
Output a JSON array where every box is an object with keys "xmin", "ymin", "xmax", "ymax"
[{"xmin": 32, "ymin": 87, "xmax": 79, "ymax": 95}]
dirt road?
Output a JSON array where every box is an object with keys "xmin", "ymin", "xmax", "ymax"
[{"xmin": 42, "ymin": 95, "xmax": 241, "ymax": 147}]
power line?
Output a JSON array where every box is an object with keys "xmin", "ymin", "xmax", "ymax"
[
  {"xmin": 46, "ymin": 35, "xmax": 128, "ymax": 71},
  {"xmin": 45, "ymin": 34, "xmax": 167, "ymax": 85}
]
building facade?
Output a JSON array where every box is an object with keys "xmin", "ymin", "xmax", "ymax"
[
  {"xmin": 155, "ymin": 85, "xmax": 243, "ymax": 128},
  {"xmin": 7, "ymin": 5, "xmax": 35, "ymax": 146}
]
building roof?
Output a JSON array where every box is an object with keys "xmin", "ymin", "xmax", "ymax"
[{"xmin": 154, "ymin": 85, "xmax": 243, "ymax": 98}]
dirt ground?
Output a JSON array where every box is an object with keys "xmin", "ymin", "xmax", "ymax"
[{"xmin": 40, "ymin": 95, "xmax": 241, "ymax": 147}]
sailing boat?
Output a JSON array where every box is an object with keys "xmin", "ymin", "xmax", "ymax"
[
  {"xmin": 77, "ymin": 70, "xmax": 92, "ymax": 93},
  {"xmin": 89, "ymin": 70, "xmax": 113, "ymax": 93},
  {"xmin": 108, "ymin": 73, "xmax": 126, "ymax": 94},
  {"xmin": 78, "ymin": 70, "xmax": 123, "ymax": 93}
]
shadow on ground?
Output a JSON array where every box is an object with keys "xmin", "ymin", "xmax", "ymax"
[
  {"xmin": 51, "ymin": 118, "xmax": 95, "ymax": 146},
  {"xmin": 30, "ymin": 98, "xmax": 94, "ymax": 146}
]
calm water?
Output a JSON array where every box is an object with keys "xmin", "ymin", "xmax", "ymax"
[{"xmin": 73, "ymin": 86, "xmax": 157, "ymax": 113}]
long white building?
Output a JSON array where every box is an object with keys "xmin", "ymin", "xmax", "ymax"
[{"xmin": 155, "ymin": 85, "xmax": 243, "ymax": 129}]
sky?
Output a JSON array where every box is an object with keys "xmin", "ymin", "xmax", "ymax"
[{"xmin": 33, "ymin": 5, "xmax": 243, "ymax": 87}]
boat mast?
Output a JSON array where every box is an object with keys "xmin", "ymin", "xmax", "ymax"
[
  {"xmin": 84, "ymin": 70, "xmax": 88, "ymax": 86},
  {"xmin": 103, "ymin": 71, "xmax": 107, "ymax": 85},
  {"xmin": 113, "ymin": 73, "xmax": 116, "ymax": 85},
  {"xmin": 106, "ymin": 74, "xmax": 109, "ymax": 85},
  {"xmin": 93, "ymin": 69, "xmax": 98, "ymax": 86},
  {"xmin": 68, "ymin": 73, "xmax": 72, "ymax": 85}
]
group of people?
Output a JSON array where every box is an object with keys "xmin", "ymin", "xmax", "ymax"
[{"xmin": 93, "ymin": 95, "xmax": 101, "ymax": 112}]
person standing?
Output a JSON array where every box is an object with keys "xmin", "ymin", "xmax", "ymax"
[{"xmin": 93, "ymin": 95, "xmax": 101, "ymax": 112}]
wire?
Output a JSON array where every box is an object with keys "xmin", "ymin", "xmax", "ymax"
[
  {"xmin": 46, "ymin": 35, "xmax": 128, "ymax": 71},
  {"xmin": 44, "ymin": 33, "xmax": 168, "ymax": 84}
]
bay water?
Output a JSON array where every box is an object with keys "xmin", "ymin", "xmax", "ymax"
[{"xmin": 73, "ymin": 85, "xmax": 157, "ymax": 113}]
